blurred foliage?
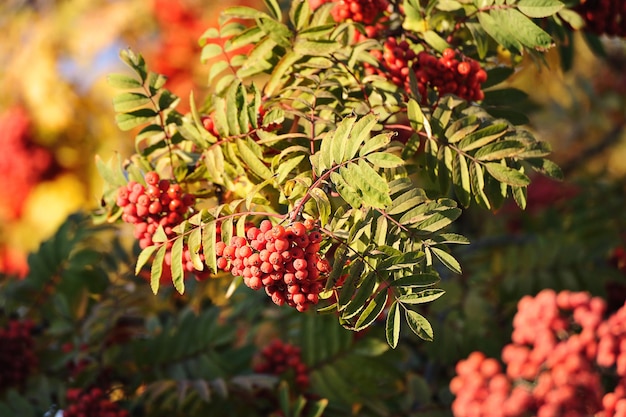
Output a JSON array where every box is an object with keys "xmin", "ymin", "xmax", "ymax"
[{"xmin": 0, "ymin": 0, "xmax": 624, "ymax": 416}]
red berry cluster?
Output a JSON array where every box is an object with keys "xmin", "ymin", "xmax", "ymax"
[
  {"xmin": 370, "ymin": 42, "xmax": 487, "ymax": 103},
  {"xmin": 329, "ymin": 0, "xmax": 389, "ymax": 24},
  {"xmin": 254, "ymin": 339, "xmax": 310, "ymax": 389},
  {"xmin": 575, "ymin": 0, "xmax": 625, "ymax": 37},
  {"xmin": 117, "ymin": 171, "xmax": 195, "ymax": 249},
  {"xmin": 215, "ymin": 219, "xmax": 330, "ymax": 312},
  {"xmin": 64, "ymin": 387, "xmax": 129, "ymax": 417},
  {"xmin": 0, "ymin": 106, "xmax": 56, "ymax": 222},
  {"xmin": 0, "ymin": 319, "xmax": 37, "ymax": 391},
  {"xmin": 451, "ymin": 289, "xmax": 626, "ymax": 417}
]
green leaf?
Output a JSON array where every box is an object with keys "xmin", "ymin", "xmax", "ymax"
[
  {"xmin": 309, "ymin": 188, "xmax": 332, "ymax": 226},
  {"xmin": 264, "ymin": 0, "xmax": 282, "ymax": 20},
  {"xmin": 423, "ymin": 30, "xmax": 450, "ymax": 52},
  {"xmin": 113, "ymin": 93, "xmax": 150, "ymax": 112},
  {"xmin": 398, "ymin": 288, "xmax": 445, "ymax": 304},
  {"xmin": 430, "ymin": 247, "xmax": 462, "ymax": 274},
  {"xmin": 482, "ymin": 67, "xmax": 515, "ymax": 89},
  {"xmin": 342, "ymin": 272, "xmax": 376, "ymax": 319},
  {"xmin": 407, "ymin": 99, "xmax": 425, "ymax": 133},
  {"xmin": 236, "ymin": 139, "xmax": 272, "ymax": 180},
  {"xmin": 222, "ymin": 5, "xmax": 269, "ymax": 19},
  {"xmin": 107, "ymin": 73, "xmax": 142, "ymax": 89},
  {"xmin": 445, "ymin": 116, "xmax": 480, "ymax": 143},
  {"xmin": 527, "ymin": 158, "xmax": 563, "ymax": 180},
  {"xmin": 366, "ymin": 152, "xmax": 404, "ymax": 168},
  {"xmin": 152, "ymin": 225, "xmax": 168, "ymax": 243},
  {"xmin": 388, "ymin": 188, "xmax": 427, "ymax": 216},
  {"xmin": 203, "ymin": 220, "xmax": 218, "ymax": 273},
  {"xmin": 470, "ymin": 162, "xmax": 491, "ymax": 209},
  {"xmin": 290, "ymin": 0, "xmax": 311, "ymax": 30},
  {"xmin": 496, "ymin": 9, "xmax": 553, "ymax": 49},
  {"xmin": 294, "ymin": 39, "xmax": 341, "ymax": 56},
  {"xmin": 386, "ymin": 301, "xmax": 401, "ymax": 348},
  {"xmin": 391, "ymin": 273, "xmax": 440, "ymax": 288},
  {"xmin": 517, "ymin": 0, "xmax": 564, "ymax": 18},
  {"xmin": 136, "ymin": 245, "xmax": 158, "ymax": 275},
  {"xmin": 452, "ymin": 153, "xmax": 471, "ymax": 207},
  {"xmin": 354, "ymin": 290, "xmax": 388, "ymax": 331},
  {"xmin": 115, "ymin": 109, "xmax": 158, "ymax": 131},
  {"xmin": 414, "ymin": 208, "xmax": 461, "ymax": 233},
  {"xmin": 458, "ymin": 123, "xmax": 509, "ymax": 152},
  {"xmin": 477, "ymin": 11, "xmax": 522, "ymax": 53},
  {"xmin": 359, "ymin": 133, "xmax": 391, "ymax": 157},
  {"xmin": 346, "ymin": 113, "xmax": 378, "ymax": 161},
  {"xmin": 330, "ymin": 171, "xmax": 362, "ymax": 209},
  {"xmin": 344, "ymin": 162, "xmax": 392, "ymax": 209},
  {"xmin": 484, "ymin": 162, "xmax": 530, "ymax": 186},
  {"xmin": 171, "ymin": 235, "xmax": 185, "ymax": 294},
  {"xmin": 474, "ymin": 140, "xmax": 526, "ymax": 161},
  {"xmin": 151, "ymin": 245, "xmax": 167, "ymax": 294},
  {"xmin": 405, "ymin": 309, "xmax": 434, "ymax": 341},
  {"xmin": 188, "ymin": 226, "xmax": 204, "ymax": 271},
  {"xmin": 265, "ymin": 50, "xmax": 301, "ymax": 96},
  {"xmin": 331, "ymin": 115, "xmax": 356, "ymax": 165}
]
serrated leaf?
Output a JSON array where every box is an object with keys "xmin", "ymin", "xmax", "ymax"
[
  {"xmin": 330, "ymin": 171, "xmax": 362, "ymax": 209},
  {"xmin": 517, "ymin": 0, "xmax": 564, "ymax": 18},
  {"xmin": 423, "ymin": 30, "xmax": 450, "ymax": 52},
  {"xmin": 345, "ymin": 113, "xmax": 377, "ymax": 161},
  {"xmin": 325, "ymin": 245, "xmax": 348, "ymax": 290},
  {"xmin": 115, "ymin": 109, "xmax": 158, "ymax": 131},
  {"xmin": 474, "ymin": 140, "xmax": 526, "ymax": 161},
  {"xmin": 107, "ymin": 73, "xmax": 142, "ymax": 89},
  {"xmin": 459, "ymin": 123, "xmax": 509, "ymax": 152},
  {"xmin": 354, "ymin": 290, "xmax": 388, "ymax": 331},
  {"xmin": 398, "ymin": 288, "xmax": 446, "ymax": 304},
  {"xmin": 452, "ymin": 153, "xmax": 471, "ymax": 207},
  {"xmin": 445, "ymin": 116, "xmax": 480, "ymax": 143},
  {"xmin": 391, "ymin": 273, "xmax": 440, "ymax": 288},
  {"xmin": 415, "ymin": 208, "xmax": 461, "ymax": 233},
  {"xmin": 484, "ymin": 162, "xmax": 530, "ymax": 186},
  {"xmin": 203, "ymin": 220, "xmax": 218, "ymax": 273},
  {"xmin": 470, "ymin": 162, "xmax": 491, "ymax": 209},
  {"xmin": 407, "ymin": 99, "xmax": 424, "ymax": 133},
  {"xmin": 405, "ymin": 309, "xmax": 434, "ymax": 341},
  {"xmin": 345, "ymin": 162, "xmax": 391, "ymax": 209},
  {"xmin": 366, "ymin": 152, "xmax": 404, "ymax": 168},
  {"xmin": 151, "ymin": 245, "xmax": 167, "ymax": 294},
  {"xmin": 337, "ymin": 262, "xmax": 366, "ymax": 309},
  {"xmin": 171, "ymin": 236, "xmax": 185, "ymax": 294},
  {"xmin": 222, "ymin": 5, "xmax": 269, "ymax": 20},
  {"xmin": 294, "ymin": 39, "xmax": 341, "ymax": 56},
  {"xmin": 236, "ymin": 139, "xmax": 272, "ymax": 180},
  {"xmin": 275, "ymin": 154, "xmax": 305, "ymax": 184},
  {"xmin": 136, "ymin": 245, "xmax": 158, "ymax": 275},
  {"xmin": 266, "ymin": 50, "xmax": 301, "ymax": 94},
  {"xmin": 496, "ymin": 9, "xmax": 553, "ymax": 49},
  {"xmin": 388, "ymin": 188, "xmax": 428, "ymax": 216},
  {"xmin": 342, "ymin": 272, "xmax": 376, "ymax": 319},
  {"xmin": 309, "ymin": 188, "xmax": 332, "ymax": 226},
  {"xmin": 512, "ymin": 185, "xmax": 527, "ymax": 209},
  {"xmin": 359, "ymin": 133, "xmax": 391, "ymax": 157},
  {"xmin": 386, "ymin": 301, "xmax": 401, "ymax": 348},
  {"xmin": 527, "ymin": 158, "xmax": 563, "ymax": 180},
  {"xmin": 112, "ymin": 92, "xmax": 150, "ymax": 112},
  {"xmin": 264, "ymin": 0, "xmax": 282, "ymax": 20},
  {"xmin": 477, "ymin": 11, "xmax": 522, "ymax": 53},
  {"xmin": 430, "ymin": 246, "xmax": 462, "ymax": 274},
  {"xmin": 188, "ymin": 227, "xmax": 204, "ymax": 271},
  {"xmin": 152, "ymin": 225, "xmax": 168, "ymax": 243},
  {"xmin": 330, "ymin": 116, "xmax": 356, "ymax": 165}
]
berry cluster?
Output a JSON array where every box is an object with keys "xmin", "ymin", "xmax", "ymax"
[
  {"xmin": 575, "ymin": 0, "xmax": 625, "ymax": 37},
  {"xmin": 329, "ymin": 0, "xmax": 389, "ymax": 24},
  {"xmin": 215, "ymin": 220, "xmax": 330, "ymax": 312},
  {"xmin": 0, "ymin": 106, "xmax": 56, "ymax": 222},
  {"xmin": 64, "ymin": 387, "xmax": 129, "ymax": 417},
  {"xmin": 0, "ymin": 319, "xmax": 38, "ymax": 391},
  {"xmin": 117, "ymin": 172, "xmax": 195, "ymax": 249},
  {"xmin": 370, "ymin": 42, "xmax": 487, "ymax": 103},
  {"xmin": 451, "ymin": 290, "xmax": 626, "ymax": 417},
  {"xmin": 254, "ymin": 339, "xmax": 310, "ymax": 389}
]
